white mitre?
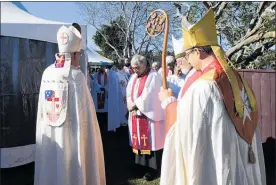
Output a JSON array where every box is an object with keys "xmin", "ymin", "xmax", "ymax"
[
  {"xmin": 57, "ymin": 25, "xmax": 82, "ymax": 53},
  {"xmin": 172, "ymin": 35, "xmax": 185, "ymax": 59}
]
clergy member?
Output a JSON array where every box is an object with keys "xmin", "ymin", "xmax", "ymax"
[
  {"xmin": 158, "ymin": 55, "xmax": 174, "ymax": 77},
  {"xmin": 105, "ymin": 65, "xmax": 122, "ymax": 132},
  {"xmin": 91, "ymin": 66, "xmax": 109, "ymax": 132},
  {"xmin": 167, "ymin": 35, "xmax": 194, "ymax": 99},
  {"xmin": 122, "ymin": 58, "xmax": 133, "ymax": 78},
  {"xmin": 114, "ymin": 59, "xmax": 129, "ymax": 126},
  {"xmin": 159, "ymin": 9, "xmax": 266, "ymax": 185},
  {"xmin": 34, "ymin": 23, "xmax": 106, "ymax": 185},
  {"xmin": 92, "ymin": 66, "xmax": 108, "ymax": 113},
  {"xmin": 167, "ymin": 65, "xmax": 185, "ymax": 98},
  {"xmin": 126, "ymin": 54, "xmax": 165, "ymax": 181},
  {"xmin": 151, "ymin": 61, "xmax": 161, "ymax": 72}
]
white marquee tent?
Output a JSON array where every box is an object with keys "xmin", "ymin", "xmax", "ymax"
[
  {"xmin": 1, "ymin": 2, "xmax": 87, "ymax": 50},
  {"xmin": 87, "ymin": 49, "xmax": 114, "ymax": 66},
  {"xmin": 0, "ymin": 2, "xmax": 87, "ymax": 171}
]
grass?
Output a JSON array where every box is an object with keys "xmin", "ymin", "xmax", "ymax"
[{"xmin": 102, "ymin": 126, "xmax": 160, "ymax": 185}]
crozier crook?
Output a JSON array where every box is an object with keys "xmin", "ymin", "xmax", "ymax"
[{"xmin": 146, "ymin": 9, "xmax": 169, "ymax": 89}]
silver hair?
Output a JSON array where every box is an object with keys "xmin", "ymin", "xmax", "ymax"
[{"xmin": 131, "ymin": 54, "xmax": 147, "ymax": 66}]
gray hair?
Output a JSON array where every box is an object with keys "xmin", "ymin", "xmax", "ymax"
[{"xmin": 131, "ymin": 54, "xmax": 147, "ymax": 66}]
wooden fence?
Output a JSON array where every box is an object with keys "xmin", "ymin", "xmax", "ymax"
[{"xmin": 238, "ymin": 69, "xmax": 276, "ymax": 143}]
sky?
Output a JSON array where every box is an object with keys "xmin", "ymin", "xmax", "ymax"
[{"xmin": 21, "ymin": 2, "xmax": 99, "ymax": 50}]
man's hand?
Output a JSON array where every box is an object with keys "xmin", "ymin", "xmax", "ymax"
[
  {"xmin": 159, "ymin": 87, "xmax": 174, "ymax": 102},
  {"xmin": 100, "ymin": 87, "xmax": 105, "ymax": 91}
]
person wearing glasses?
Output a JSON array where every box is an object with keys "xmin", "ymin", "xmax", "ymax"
[
  {"xmin": 159, "ymin": 9, "xmax": 266, "ymax": 185},
  {"xmin": 167, "ymin": 35, "xmax": 194, "ymax": 99},
  {"xmin": 126, "ymin": 54, "xmax": 165, "ymax": 181},
  {"xmin": 34, "ymin": 23, "xmax": 106, "ymax": 185}
]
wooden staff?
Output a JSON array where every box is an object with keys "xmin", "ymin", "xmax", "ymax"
[{"xmin": 146, "ymin": 9, "xmax": 169, "ymax": 89}]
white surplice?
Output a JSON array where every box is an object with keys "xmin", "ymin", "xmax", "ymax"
[
  {"xmin": 160, "ymin": 79, "xmax": 266, "ymax": 185},
  {"xmin": 91, "ymin": 72, "xmax": 108, "ymax": 113},
  {"xmin": 115, "ymin": 70, "xmax": 129, "ymax": 124},
  {"xmin": 106, "ymin": 69, "xmax": 122, "ymax": 131},
  {"xmin": 126, "ymin": 71, "xmax": 165, "ymax": 151},
  {"xmin": 35, "ymin": 65, "xmax": 106, "ymax": 185},
  {"xmin": 167, "ymin": 74, "xmax": 186, "ymax": 98}
]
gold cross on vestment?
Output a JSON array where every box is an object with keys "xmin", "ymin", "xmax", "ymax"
[{"xmin": 141, "ymin": 134, "xmax": 148, "ymax": 146}]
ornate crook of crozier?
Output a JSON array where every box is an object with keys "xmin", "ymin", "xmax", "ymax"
[{"xmin": 146, "ymin": 9, "xmax": 169, "ymax": 89}]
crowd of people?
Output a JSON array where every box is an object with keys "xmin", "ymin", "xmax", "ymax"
[{"xmin": 34, "ymin": 8, "xmax": 267, "ymax": 185}]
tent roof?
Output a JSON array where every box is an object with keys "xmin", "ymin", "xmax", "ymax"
[
  {"xmin": 87, "ymin": 49, "xmax": 114, "ymax": 66},
  {"xmin": 0, "ymin": 2, "xmax": 87, "ymax": 49}
]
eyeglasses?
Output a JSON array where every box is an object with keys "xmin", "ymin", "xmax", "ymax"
[{"xmin": 183, "ymin": 49, "xmax": 194, "ymax": 60}]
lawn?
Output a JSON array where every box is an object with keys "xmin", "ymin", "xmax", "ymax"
[{"xmin": 102, "ymin": 126, "xmax": 160, "ymax": 185}]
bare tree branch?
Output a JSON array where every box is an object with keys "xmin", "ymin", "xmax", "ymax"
[
  {"xmin": 246, "ymin": 2, "xmax": 266, "ymax": 34},
  {"xmin": 215, "ymin": 2, "xmax": 227, "ymax": 20},
  {"xmin": 227, "ymin": 31, "xmax": 276, "ymax": 58},
  {"xmin": 203, "ymin": 2, "xmax": 212, "ymax": 10},
  {"xmin": 240, "ymin": 42, "xmax": 275, "ymax": 65}
]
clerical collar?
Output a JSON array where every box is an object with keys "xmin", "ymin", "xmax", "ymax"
[{"xmin": 137, "ymin": 68, "xmax": 150, "ymax": 78}]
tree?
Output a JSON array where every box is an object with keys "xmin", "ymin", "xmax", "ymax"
[
  {"xmin": 77, "ymin": 2, "xmax": 181, "ymax": 60},
  {"xmin": 93, "ymin": 16, "xmax": 126, "ymax": 59},
  {"xmin": 174, "ymin": 1, "xmax": 276, "ymax": 69}
]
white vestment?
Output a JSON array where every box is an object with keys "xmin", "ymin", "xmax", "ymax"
[
  {"xmin": 126, "ymin": 71, "xmax": 165, "ymax": 151},
  {"xmin": 167, "ymin": 74, "xmax": 186, "ymax": 98},
  {"xmin": 92, "ymin": 72, "xmax": 108, "ymax": 113},
  {"xmin": 160, "ymin": 79, "xmax": 266, "ymax": 185},
  {"xmin": 115, "ymin": 70, "xmax": 129, "ymax": 124},
  {"xmin": 35, "ymin": 65, "xmax": 106, "ymax": 185},
  {"xmin": 122, "ymin": 66, "xmax": 133, "ymax": 78},
  {"xmin": 106, "ymin": 69, "xmax": 122, "ymax": 131},
  {"xmin": 158, "ymin": 67, "xmax": 173, "ymax": 77}
]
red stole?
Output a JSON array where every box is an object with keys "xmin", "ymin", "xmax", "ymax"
[
  {"xmin": 180, "ymin": 60, "xmax": 221, "ymax": 98},
  {"xmin": 131, "ymin": 74, "xmax": 151, "ymax": 155},
  {"xmin": 97, "ymin": 72, "xmax": 107, "ymax": 109}
]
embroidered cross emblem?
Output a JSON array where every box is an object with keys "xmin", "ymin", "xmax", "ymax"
[
  {"xmin": 132, "ymin": 134, "xmax": 137, "ymax": 147},
  {"xmin": 240, "ymin": 87, "xmax": 252, "ymax": 125},
  {"xmin": 59, "ymin": 32, "xmax": 68, "ymax": 45},
  {"xmin": 141, "ymin": 134, "xmax": 148, "ymax": 146}
]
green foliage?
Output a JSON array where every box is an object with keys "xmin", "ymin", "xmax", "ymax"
[{"xmin": 93, "ymin": 16, "xmax": 126, "ymax": 59}]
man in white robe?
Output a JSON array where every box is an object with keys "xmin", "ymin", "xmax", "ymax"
[
  {"xmin": 159, "ymin": 9, "xmax": 266, "ymax": 185},
  {"xmin": 34, "ymin": 23, "xmax": 106, "ymax": 185},
  {"xmin": 126, "ymin": 54, "xmax": 165, "ymax": 181},
  {"xmin": 92, "ymin": 66, "xmax": 108, "ymax": 113},
  {"xmin": 167, "ymin": 66, "xmax": 185, "ymax": 98},
  {"xmin": 151, "ymin": 61, "xmax": 161, "ymax": 72},
  {"xmin": 105, "ymin": 66, "xmax": 122, "ymax": 131},
  {"xmin": 167, "ymin": 35, "xmax": 194, "ymax": 99},
  {"xmin": 113, "ymin": 59, "xmax": 129, "ymax": 126},
  {"xmin": 158, "ymin": 55, "xmax": 174, "ymax": 77},
  {"xmin": 122, "ymin": 58, "xmax": 134, "ymax": 78}
]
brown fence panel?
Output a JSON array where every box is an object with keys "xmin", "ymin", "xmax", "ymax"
[
  {"xmin": 238, "ymin": 69, "xmax": 276, "ymax": 142},
  {"xmin": 270, "ymin": 72, "xmax": 275, "ymax": 139}
]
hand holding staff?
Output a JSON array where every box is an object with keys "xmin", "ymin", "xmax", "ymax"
[{"xmin": 146, "ymin": 9, "xmax": 169, "ymax": 89}]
